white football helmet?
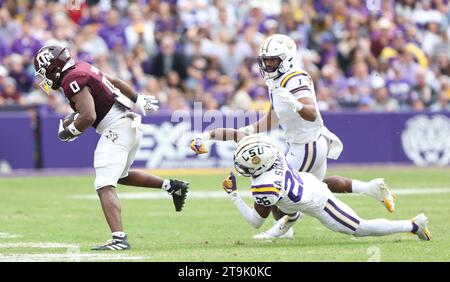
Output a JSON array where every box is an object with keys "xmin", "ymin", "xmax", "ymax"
[
  {"xmin": 234, "ymin": 134, "xmax": 279, "ymax": 177},
  {"xmin": 257, "ymin": 34, "xmax": 299, "ymax": 80}
]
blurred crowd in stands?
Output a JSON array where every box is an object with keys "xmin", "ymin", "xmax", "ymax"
[{"xmin": 0, "ymin": 0, "xmax": 449, "ymax": 114}]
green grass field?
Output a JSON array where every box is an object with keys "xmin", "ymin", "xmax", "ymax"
[{"xmin": 0, "ymin": 166, "xmax": 449, "ymax": 262}]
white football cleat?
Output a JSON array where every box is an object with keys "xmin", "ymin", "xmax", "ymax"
[
  {"xmin": 277, "ymin": 226, "xmax": 295, "ymax": 238},
  {"xmin": 253, "ymin": 227, "xmax": 294, "ymax": 240},
  {"xmin": 411, "ymin": 213, "xmax": 432, "ymax": 241},
  {"xmin": 369, "ymin": 178, "xmax": 396, "ymax": 212}
]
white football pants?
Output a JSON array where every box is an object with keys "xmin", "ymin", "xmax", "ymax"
[
  {"xmin": 298, "ymin": 176, "xmax": 413, "ymax": 237},
  {"xmin": 93, "ymin": 117, "xmax": 142, "ymax": 190},
  {"xmin": 285, "ymin": 135, "xmax": 328, "ymax": 181}
]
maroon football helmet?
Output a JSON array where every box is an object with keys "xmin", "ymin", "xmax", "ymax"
[{"xmin": 34, "ymin": 45, "xmax": 75, "ymax": 94}]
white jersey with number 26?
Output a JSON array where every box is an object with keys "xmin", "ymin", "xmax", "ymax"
[{"xmin": 250, "ymin": 151, "xmax": 331, "ymax": 215}]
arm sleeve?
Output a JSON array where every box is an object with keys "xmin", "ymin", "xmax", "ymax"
[{"xmin": 229, "ymin": 192, "xmax": 265, "ymax": 229}]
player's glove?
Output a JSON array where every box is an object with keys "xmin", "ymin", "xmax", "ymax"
[
  {"xmin": 277, "ymin": 88, "xmax": 304, "ymax": 112},
  {"xmin": 58, "ymin": 119, "xmax": 80, "ymax": 142},
  {"xmin": 190, "ymin": 137, "xmax": 208, "ymax": 155},
  {"xmin": 222, "ymin": 172, "xmax": 237, "ymax": 194},
  {"xmin": 135, "ymin": 93, "xmax": 159, "ymax": 116}
]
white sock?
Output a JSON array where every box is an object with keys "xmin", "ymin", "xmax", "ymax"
[
  {"xmin": 355, "ymin": 219, "xmax": 413, "ymax": 237},
  {"xmin": 161, "ymin": 179, "xmax": 171, "ymax": 191},
  {"xmin": 112, "ymin": 231, "xmax": 126, "ymax": 238},
  {"xmin": 351, "ymin": 179, "xmax": 372, "ymax": 195}
]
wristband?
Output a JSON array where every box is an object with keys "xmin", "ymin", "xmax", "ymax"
[{"xmin": 67, "ymin": 123, "xmax": 82, "ymax": 136}]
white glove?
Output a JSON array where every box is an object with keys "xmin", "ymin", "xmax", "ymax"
[
  {"xmin": 277, "ymin": 88, "xmax": 304, "ymax": 112},
  {"xmin": 58, "ymin": 120, "xmax": 79, "ymax": 142},
  {"xmin": 135, "ymin": 94, "xmax": 159, "ymax": 116}
]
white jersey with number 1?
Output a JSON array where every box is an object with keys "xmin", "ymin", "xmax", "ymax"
[{"xmin": 268, "ymin": 69, "xmax": 324, "ymax": 145}]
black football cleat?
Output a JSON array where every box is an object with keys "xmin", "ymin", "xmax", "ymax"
[
  {"xmin": 167, "ymin": 179, "xmax": 189, "ymax": 212},
  {"xmin": 91, "ymin": 235, "xmax": 131, "ymax": 251}
]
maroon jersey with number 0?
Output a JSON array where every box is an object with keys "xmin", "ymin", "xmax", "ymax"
[{"xmin": 60, "ymin": 61, "xmax": 117, "ymax": 128}]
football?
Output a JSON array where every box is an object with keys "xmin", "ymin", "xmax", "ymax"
[{"xmin": 63, "ymin": 112, "xmax": 79, "ymax": 128}]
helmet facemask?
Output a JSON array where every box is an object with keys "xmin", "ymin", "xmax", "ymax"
[
  {"xmin": 233, "ymin": 156, "xmax": 253, "ymax": 177},
  {"xmin": 257, "ymin": 55, "xmax": 287, "ymax": 80},
  {"xmin": 35, "ymin": 67, "xmax": 58, "ymax": 95},
  {"xmin": 257, "ymin": 34, "xmax": 298, "ymax": 80},
  {"xmin": 34, "ymin": 46, "xmax": 74, "ymax": 95}
]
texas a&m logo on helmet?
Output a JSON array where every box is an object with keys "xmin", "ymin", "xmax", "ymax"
[{"xmin": 34, "ymin": 45, "xmax": 75, "ymax": 94}]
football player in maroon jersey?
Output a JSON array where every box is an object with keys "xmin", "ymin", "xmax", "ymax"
[{"xmin": 34, "ymin": 45, "xmax": 189, "ymax": 250}]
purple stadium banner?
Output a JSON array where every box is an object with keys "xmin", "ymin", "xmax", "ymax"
[
  {"xmin": 35, "ymin": 111, "xmax": 450, "ymax": 169},
  {"xmin": 323, "ymin": 112, "xmax": 450, "ymax": 166},
  {"xmin": 0, "ymin": 112, "xmax": 34, "ymax": 169}
]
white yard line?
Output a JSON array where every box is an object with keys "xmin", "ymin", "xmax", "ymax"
[
  {"xmin": 0, "ymin": 233, "xmax": 23, "ymax": 239},
  {"xmin": 68, "ymin": 187, "xmax": 450, "ymax": 200},
  {"xmin": 0, "ymin": 253, "xmax": 148, "ymax": 262},
  {"xmin": 0, "ymin": 242, "xmax": 149, "ymax": 262},
  {"xmin": 0, "ymin": 242, "xmax": 78, "ymax": 248}
]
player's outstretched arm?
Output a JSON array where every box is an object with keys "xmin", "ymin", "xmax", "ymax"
[
  {"xmin": 105, "ymin": 75, "xmax": 136, "ymax": 100},
  {"xmin": 190, "ymin": 128, "xmax": 245, "ymax": 155},
  {"xmin": 211, "ymin": 128, "xmax": 246, "ymax": 142},
  {"xmin": 248, "ymin": 108, "xmax": 279, "ymax": 134},
  {"xmin": 238, "ymin": 107, "xmax": 279, "ymax": 136},
  {"xmin": 105, "ymin": 74, "xmax": 159, "ymax": 115},
  {"xmin": 190, "ymin": 109, "xmax": 279, "ymax": 155},
  {"xmin": 222, "ymin": 172, "xmax": 268, "ymax": 229}
]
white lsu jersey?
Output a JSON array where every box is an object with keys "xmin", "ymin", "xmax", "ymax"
[
  {"xmin": 268, "ymin": 69, "xmax": 324, "ymax": 144},
  {"xmin": 250, "ymin": 152, "xmax": 331, "ymax": 215}
]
